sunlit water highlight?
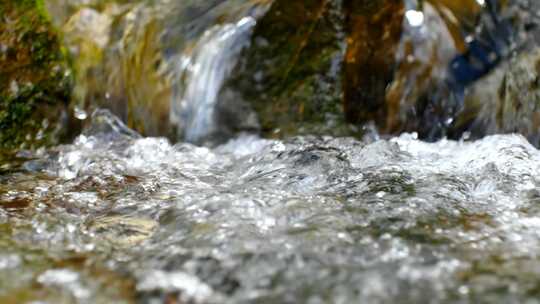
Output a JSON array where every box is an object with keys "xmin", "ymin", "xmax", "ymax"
[
  {"xmin": 2, "ymin": 110, "xmax": 540, "ymax": 303},
  {"xmin": 172, "ymin": 16, "xmax": 257, "ymax": 144}
]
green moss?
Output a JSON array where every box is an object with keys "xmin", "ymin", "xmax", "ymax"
[
  {"xmin": 221, "ymin": 0, "xmax": 356, "ymax": 138},
  {"xmin": 0, "ymin": 0, "xmax": 73, "ymax": 150}
]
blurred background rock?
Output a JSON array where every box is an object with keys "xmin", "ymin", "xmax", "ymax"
[
  {"xmin": 2, "ymin": 0, "xmax": 540, "ymax": 148},
  {"xmin": 0, "ymin": 0, "xmax": 72, "ymax": 150}
]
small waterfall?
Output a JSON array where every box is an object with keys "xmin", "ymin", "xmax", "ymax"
[{"xmin": 171, "ymin": 16, "xmax": 258, "ymax": 144}]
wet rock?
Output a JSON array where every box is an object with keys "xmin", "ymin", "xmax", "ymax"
[
  {"xmin": 224, "ymin": 0, "xmax": 540, "ymax": 144},
  {"xmin": 345, "ymin": 0, "xmax": 486, "ymax": 138},
  {"xmin": 46, "ymin": 0, "xmax": 270, "ymax": 142},
  {"xmin": 220, "ymin": 0, "xmax": 485, "ymax": 140},
  {"xmin": 364, "ymin": 0, "xmax": 540, "ymax": 141},
  {"xmin": 38, "ymin": 0, "xmax": 540, "ymax": 146},
  {"xmin": 383, "ymin": 1, "xmax": 463, "ymax": 137},
  {"xmin": 456, "ymin": 47, "xmax": 540, "ymax": 146},
  {"xmin": 53, "ymin": 1, "xmax": 172, "ymax": 138},
  {"xmin": 343, "ymin": 0, "xmax": 404, "ymax": 130},
  {"xmin": 220, "ymin": 0, "xmax": 352, "ymax": 139},
  {"xmin": 0, "ymin": 1, "xmax": 73, "ymax": 149}
]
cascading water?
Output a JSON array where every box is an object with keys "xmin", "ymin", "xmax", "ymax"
[
  {"xmin": 171, "ymin": 16, "xmax": 258, "ymax": 144},
  {"xmin": 42, "ymin": 0, "xmax": 270, "ymax": 141}
]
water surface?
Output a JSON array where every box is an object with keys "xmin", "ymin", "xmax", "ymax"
[{"xmin": 2, "ymin": 110, "xmax": 540, "ymax": 303}]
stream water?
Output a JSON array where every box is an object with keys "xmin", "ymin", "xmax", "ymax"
[
  {"xmin": 3, "ymin": 1, "xmax": 540, "ymax": 303},
  {"xmin": 2, "ymin": 109, "xmax": 540, "ymax": 303}
]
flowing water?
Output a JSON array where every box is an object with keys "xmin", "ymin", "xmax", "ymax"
[
  {"xmin": 171, "ymin": 16, "xmax": 258, "ymax": 144},
  {"xmin": 4, "ymin": 1, "xmax": 540, "ymax": 303},
  {"xmin": 2, "ymin": 109, "xmax": 540, "ymax": 303},
  {"xmin": 44, "ymin": 0, "xmax": 270, "ymax": 141}
]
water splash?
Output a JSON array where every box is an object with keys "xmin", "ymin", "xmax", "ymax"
[
  {"xmin": 4, "ymin": 111, "xmax": 540, "ymax": 302},
  {"xmin": 172, "ymin": 16, "xmax": 258, "ymax": 144}
]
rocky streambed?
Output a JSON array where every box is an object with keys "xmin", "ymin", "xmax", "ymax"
[{"xmin": 3, "ymin": 1, "xmax": 540, "ymax": 303}]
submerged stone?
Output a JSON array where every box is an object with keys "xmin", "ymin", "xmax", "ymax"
[{"xmin": 88, "ymin": 216, "xmax": 158, "ymax": 247}]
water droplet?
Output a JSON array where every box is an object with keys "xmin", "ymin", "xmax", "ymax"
[{"xmin": 74, "ymin": 106, "xmax": 88, "ymax": 120}]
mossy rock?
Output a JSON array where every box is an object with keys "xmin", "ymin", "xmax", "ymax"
[
  {"xmin": 0, "ymin": 0, "xmax": 72, "ymax": 150},
  {"xmin": 219, "ymin": 0, "xmax": 356, "ymax": 139},
  {"xmin": 221, "ymin": 0, "xmax": 529, "ymax": 143}
]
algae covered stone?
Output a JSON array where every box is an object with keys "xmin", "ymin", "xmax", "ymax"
[
  {"xmin": 0, "ymin": 0, "xmax": 73, "ymax": 149},
  {"xmin": 219, "ymin": 0, "xmax": 353, "ymax": 139}
]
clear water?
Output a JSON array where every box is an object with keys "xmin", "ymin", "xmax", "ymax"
[
  {"xmin": 171, "ymin": 16, "xmax": 258, "ymax": 144},
  {"xmin": 2, "ymin": 109, "xmax": 540, "ymax": 303},
  {"xmin": 5, "ymin": 1, "xmax": 540, "ymax": 302},
  {"xmin": 44, "ymin": 0, "xmax": 270, "ymax": 142}
]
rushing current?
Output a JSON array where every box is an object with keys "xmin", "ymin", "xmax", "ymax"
[
  {"xmin": 4, "ymin": 1, "xmax": 540, "ymax": 303},
  {"xmin": 171, "ymin": 15, "xmax": 259, "ymax": 144},
  {"xmin": 2, "ymin": 109, "xmax": 540, "ymax": 303}
]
